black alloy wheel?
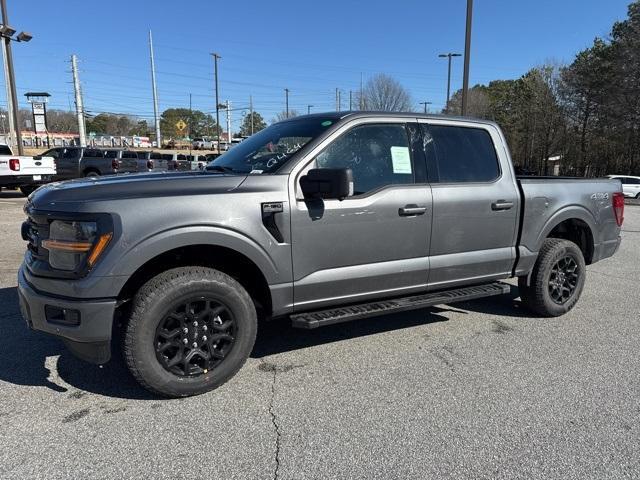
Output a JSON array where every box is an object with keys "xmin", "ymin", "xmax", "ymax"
[
  {"xmin": 155, "ymin": 297, "xmax": 236, "ymax": 377},
  {"xmin": 548, "ymin": 255, "xmax": 580, "ymax": 305}
]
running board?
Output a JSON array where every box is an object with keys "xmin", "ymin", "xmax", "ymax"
[{"xmin": 290, "ymin": 282, "xmax": 511, "ymax": 329}]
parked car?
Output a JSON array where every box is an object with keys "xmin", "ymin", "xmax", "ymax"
[
  {"xmin": 103, "ymin": 149, "xmax": 139, "ymax": 175},
  {"xmin": 136, "ymin": 150, "xmax": 170, "ymax": 172},
  {"xmin": 0, "ymin": 144, "xmax": 56, "ymax": 196},
  {"xmin": 192, "ymin": 137, "xmax": 215, "ymax": 150},
  {"xmin": 41, "ymin": 147, "xmax": 133, "ymax": 180},
  {"xmin": 160, "ymin": 153, "xmax": 191, "ymax": 171},
  {"xmin": 187, "ymin": 154, "xmax": 208, "ymax": 171},
  {"xmin": 608, "ymin": 175, "xmax": 640, "ymax": 198},
  {"xmin": 19, "ymin": 112, "xmax": 624, "ymax": 397}
]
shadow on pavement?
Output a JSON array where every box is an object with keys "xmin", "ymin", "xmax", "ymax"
[
  {"xmin": 0, "ymin": 286, "xmax": 157, "ymax": 400},
  {"xmin": 0, "ymin": 284, "xmax": 529, "ymax": 398},
  {"xmin": 0, "ymin": 190, "xmax": 26, "ymax": 199}
]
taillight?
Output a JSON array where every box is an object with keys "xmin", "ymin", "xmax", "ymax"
[
  {"xmin": 613, "ymin": 192, "xmax": 624, "ymax": 227},
  {"xmin": 147, "ymin": 159, "xmax": 154, "ymax": 170},
  {"xmin": 112, "ymin": 159, "xmax": 120, "ymax": 170},
  {"xmin": 9, "ymin": 158, "xmax": 20, "ymax": 171}
]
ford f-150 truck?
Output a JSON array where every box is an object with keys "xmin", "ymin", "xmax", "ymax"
[
  {"xmin": 0, "ymin": 144, "xmax": 56, "ymax": 195},
  {"xmin": 18, "ymin": 112, "xmax": 624, "ymax": 397}
]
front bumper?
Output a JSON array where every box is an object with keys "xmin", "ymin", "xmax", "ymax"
[{"xmin": 17, "ymin": 265, "xmax": 116, "ymax": 364}]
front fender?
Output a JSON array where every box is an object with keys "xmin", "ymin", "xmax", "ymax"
[{"xmin": 112, "ymin": 225, "xmax": 281, "ymax": 284}]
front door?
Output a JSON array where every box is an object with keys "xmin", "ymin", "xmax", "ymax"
[
  {"xmin": 418, "ymin": 120, "xmax": 519, "ymax": 288},
  {"xmin": 290, "ymin": 121, "xmax": 432, "ymax": 311}
]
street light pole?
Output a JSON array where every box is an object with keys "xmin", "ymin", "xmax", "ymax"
[
  {"xmin": 307, "ymin": 104, "xmax": 313, "ymax": 115},
  {"xmin": 438, "ymin": 52, "xmax": 461, "ymax": 111},
  {"xmin": 211, "ymin": 53, "xmax": 221, "ymax": 142},
  {"xmin": 284, "ymin": 88, "xmax": 289, "ymax": 118},
  {"xmin": 1, "ymin": 0, "xmax": 24, "ymax": 154},
  {"xmin": 461, "ymin": 0, "xmax": 474, "ymax": 116}
]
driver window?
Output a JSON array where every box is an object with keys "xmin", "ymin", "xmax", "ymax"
[{"xmin": 315, "ymin": 124, "xmax": 414, "ymax": 195}]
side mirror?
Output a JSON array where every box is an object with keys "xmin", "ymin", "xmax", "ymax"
[{"xmin": 300, "ymin": 168, "xmax": 353, "ymax": 200}]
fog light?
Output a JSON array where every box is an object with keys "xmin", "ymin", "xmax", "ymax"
[{"xmin": 45, "ymin": 305, "xmax": 81, "ymax": 326}]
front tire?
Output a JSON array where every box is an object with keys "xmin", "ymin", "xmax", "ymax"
[
  {"xmin": 124, "ymin": 266, "xmax": 257, "ymax": 397},
  {"xmin": 519, "ymin": 238, "xmax": 586, "ymax": 317}
]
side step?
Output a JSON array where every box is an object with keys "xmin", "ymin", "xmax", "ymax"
[{"xmin": 290, "ymin": 281, "xmax": 511, "ymax": 329}]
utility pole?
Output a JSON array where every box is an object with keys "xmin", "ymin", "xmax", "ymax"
[
  {"xmin": 225, "ymin": 100, "xmax": 231, "ymax": 145},
  {"xmin": 211, "ymin": 53, "xmax": 221, "ymax": 140},
  {"xmin": 438, "ymin": 52, "xmax": 461, "ymax": 110},
  {"xmin": 359, "ymin": 73, "xmax": 364, "ymax": 110},
  {"xmin": 461, "ymin": 0, "xmax": 474, "ymax": 116},
  {"xmin": 349, "ymin": 91, "xmax": 352, "ymax": 111},
  {"xmin": 307, "ymin": 104, "xmax": 313, "ymax": 115},
  {"xmin": 336, "ymin": 88, "xmax": 340, "ymax": 112},
  {"xmin": 148, "ymin": 30, "xmax": 161, "ymax": 147},
  {"xmin": 249, "ymin": 95, "xmax": 254, "ymax": 135},
  {"xmin": 71, "ymin": 54, "xmax": 86, "ymax": 147},
  {"xmin": 284, "ymin": 88, "xmax": 289, "ymax": 118},
  {"xmin": 1, "ymin": 0, "xmax": 23, "ymax": 154},
  {"xmin": 419, "ymin": 101, "xmax": 432, "ymax": 114},
  {"xmin": 1, "ymin": 40, "xmax": 15, "ymax": 148}
]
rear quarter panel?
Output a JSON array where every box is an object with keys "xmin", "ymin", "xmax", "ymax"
[{"xmin": 518, "ymin": 177, "xmax": 622, "ymax": 264}]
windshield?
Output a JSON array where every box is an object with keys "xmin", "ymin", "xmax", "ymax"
[{"xmin": 207, "ymin": 117, "xmax": 335, "ymax": 174}]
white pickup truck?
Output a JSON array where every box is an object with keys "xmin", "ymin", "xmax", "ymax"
[{"xmin": 0, "ymin": 144, "xmax": 56, "ymax": 196}]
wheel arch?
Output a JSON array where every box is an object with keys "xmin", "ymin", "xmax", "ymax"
[
  {"xmin": 117, "ymin": 244, "xmax": 273, "ymax": 318},
  {"xmin": 538, "ymin": 207, "xmax": 597, "ymax": 264}
]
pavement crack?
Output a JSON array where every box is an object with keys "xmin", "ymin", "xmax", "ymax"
[{"xmin": 264, "ymin": 361, "xmax": 282, "ymax": 480}]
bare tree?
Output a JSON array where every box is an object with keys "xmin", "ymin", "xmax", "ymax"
[
  {"xmin": 356, "ymin": 74, "xmax": 413, "ymax": 112},
  {"xmin": 272, "ymin": 110, "xmax": 299, "ymax": 123}
]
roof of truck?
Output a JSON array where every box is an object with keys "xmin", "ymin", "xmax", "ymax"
[{"xmin": 278, "ymin": 111, "xmax": 499, "ymax": 127}]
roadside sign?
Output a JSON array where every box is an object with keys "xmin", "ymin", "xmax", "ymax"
[{"xmin": 176, "ymin": 119, "xmax": 187, "ymax": 131}]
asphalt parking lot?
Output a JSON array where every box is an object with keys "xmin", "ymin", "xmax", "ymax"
[{"xmin": 0, "ymin": 191, "xmax": 638, "ymax": 480}]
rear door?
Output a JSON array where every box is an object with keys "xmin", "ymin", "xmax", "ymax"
[
  {"xmin": 289, "ymin": 120, "xmax": 433, "ymax": 310},
  {"xmin": 418, "ymin": 120, "xmax": 519, "ymax": 289}
]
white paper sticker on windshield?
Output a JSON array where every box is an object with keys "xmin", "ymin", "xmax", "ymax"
[
  {"xmin": 390, "ymin": 146, "xmax": 412, "ymax": 174},
  {"xmin": 249, "ymin": 169, "xmax": 264, "ymax": 174}
]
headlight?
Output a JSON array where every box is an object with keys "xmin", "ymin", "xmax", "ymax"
[{"xmin": 42, "ymin": 220, "xmax": 112, "ymax": 271}]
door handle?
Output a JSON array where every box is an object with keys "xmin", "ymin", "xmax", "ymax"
[
  {"xmin": 491, "ymin": 200, "xmax": 514, "ymax": 211},
  {"xmin": 399, "ymin": 205, "xmax": 427, "ymax": 216}
]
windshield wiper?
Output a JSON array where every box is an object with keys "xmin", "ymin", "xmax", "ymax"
[{"xmin": 205, "ymin": 165, "xmax": 238, "ymax": 174}]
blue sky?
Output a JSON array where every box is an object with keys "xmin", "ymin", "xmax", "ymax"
[{"xmin": 4, "ymin": 0, "xmax": 633, "ymax": 132}]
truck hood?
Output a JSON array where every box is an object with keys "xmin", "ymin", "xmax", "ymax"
[{"xmin": 29, "ymin": 171, "xmax": 247, "ymax": 210}]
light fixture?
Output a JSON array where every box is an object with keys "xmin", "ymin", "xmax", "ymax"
[{"xmin": 17, "ymin": 31, "xmax": 32, "ymax": 42}]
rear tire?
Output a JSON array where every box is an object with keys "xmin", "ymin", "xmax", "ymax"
[
  {"xmin": 518, "ymin": 238, "xmax": 586, "ymax": 317},
  {"xmin": 19, "ymin": 185, "xmax": 37, "ymax": 196},
  {"xmin": 124, "ymin": 266, "xmax": 257, "ymax": 397}
]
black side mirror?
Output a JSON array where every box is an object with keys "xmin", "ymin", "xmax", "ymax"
[{"xmin": 300, "ymin": 168, "xmax": 353, "ymax": 200}]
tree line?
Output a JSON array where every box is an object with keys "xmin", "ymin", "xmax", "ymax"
[{"xmin": 444, "ymin": 1, "xmax": 640, "ymax": 176}]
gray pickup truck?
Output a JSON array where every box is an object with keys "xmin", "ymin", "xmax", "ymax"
[
  {"xmin": 41, "ymin": 147, "xmax": 138, "ymax": 180},
  {"xmin": 18, "ymin": 112, "xmax": 624, "ymax": 397}
]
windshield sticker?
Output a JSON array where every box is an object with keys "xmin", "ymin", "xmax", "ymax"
[
  {"xmin": 321, "ymin": 120, "xmax": 332, "ymax": 127},
  {"xmin": 390, "ymin": 146, "xmax": 412, "ymax": 174},
  {"xmin": 249, "ymin": 169, "xmax": 264, "ymax": 174}
]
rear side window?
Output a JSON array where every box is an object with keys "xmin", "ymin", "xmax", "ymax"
[
  {"xmin": 151, "ymin": 152, "xmax": 163, "ymax": 160},
  {"xmin": 423, "ymin": 125, "xmax": 500, "ymax": 183},
  {"xmin": 122, "ymin": 151, "xmax": 137, "ymax": 159},
  {"xmin": 137, "ymin": 151, "xmax": 148, "ymax": 159},
  {"xmin": 104, "ymin": 150, "xmax": 118, "ymax": 158},
  {"xmin": 84, "ymin": 149, "xmax": 103, "ymax": 158}
]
